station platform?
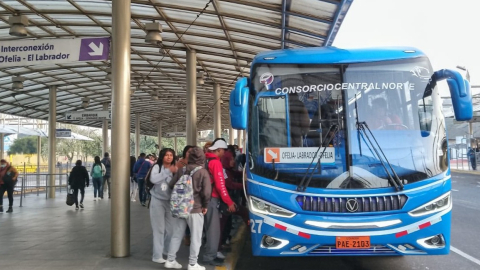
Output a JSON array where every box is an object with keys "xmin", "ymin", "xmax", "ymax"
[{"xmin": 0, "ymin": 188, "xmax": 245, "ymax": 270}]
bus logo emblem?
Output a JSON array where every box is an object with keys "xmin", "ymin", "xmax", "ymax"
[
  {"xmin": 346, "ymin": 199, "xmax": 359, "ymax": 212},
  {"xmin": 260, "ymin": 72, "xmax": 274, "ymax": 88}
]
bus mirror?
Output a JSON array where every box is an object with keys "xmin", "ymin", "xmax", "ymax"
[
  {"xmin": 230, "ymin": 77, "xmax": 250, "ymax": 130},
  {"xmin": 434, "ymin": 69, "xmax": 473, "ymax": 121}
]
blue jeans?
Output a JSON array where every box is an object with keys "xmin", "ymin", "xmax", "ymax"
[
  {"xmin": 137, "ymin": 178, "xmax": 146, "ymax": 203},
  {"xmin": 92, "ymin": 177, "xmax": 103, "ymax": 198}
]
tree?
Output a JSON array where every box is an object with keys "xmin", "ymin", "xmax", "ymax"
[
  {"xmin": 7, "ymin": 136, "xmax": 47, "ymax": 156},
  {"xmin": 128, "ymin": 135, "xmax": 186, "ymax": 157}
]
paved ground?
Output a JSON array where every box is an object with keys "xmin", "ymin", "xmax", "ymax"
[
  {"xmin": 236, "ymin": 170, "xmax": 480, "ymax": 270},
  {"xmin": 0, "ymin": 188, "xmax": 220, "ymax": 270}
]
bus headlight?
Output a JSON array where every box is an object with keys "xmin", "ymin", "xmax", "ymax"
[
  {"xmin": 250, "ymin": 196, "xmax": 296, "ymax": 218},
  {"xmin": 409, "ymin": 192, "xmax": 451, "ymax": 217}
]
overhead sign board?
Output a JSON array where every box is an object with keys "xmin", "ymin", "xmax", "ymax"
[
  {"xmin": 0, "ymin": 37, "xmax": 110, "ymax": 68},
  {"xmin": 56, "ymin": 129, "xmax": 72, "ymax": 138},
  {"xmin": 65, "ymin": 110, "xmax": 111, "ymax": 121},
  {"xmin": 165, "ymin": 132, "xmax": 187, "ymax": 138},
  {"xmin": 264, "ymin": 147, "xmax": 335, "ymax": 164}
]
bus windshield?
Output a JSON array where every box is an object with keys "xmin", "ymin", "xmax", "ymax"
[{"xmin": 249, "ymin": 58, "xmax": 448, "ymax": 190}]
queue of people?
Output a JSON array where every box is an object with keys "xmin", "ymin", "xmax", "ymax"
[{"xmin": 126, "ymin": 139, "xmax": 246, "ymax": 269}]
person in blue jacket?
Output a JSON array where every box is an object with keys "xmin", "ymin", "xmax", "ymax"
[{"xmin": 133, "ymin": 153, "xmax": 153, "ymax": 206}]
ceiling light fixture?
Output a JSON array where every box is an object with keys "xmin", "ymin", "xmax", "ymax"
[
  {"xmin": 81, "ymin": 97, "xmax": 90, "ymax": 108},
  {"xmin": 196, "ymin": 71, "xmax": 205, "ymax": 85},
  {"xmin": 9, "ymin": 15, "xmax": 29, "ymax": 37},
  {"xmin": 12, "ymin": 76, "xmax": 25, "ymax": 90},
  {"xmin": 105, "ymin": 67, "xmax": 112, "ymax": 80},
  {"xmin": 145, "ymin": 22, "xmax": 162, "ymax": 44}
]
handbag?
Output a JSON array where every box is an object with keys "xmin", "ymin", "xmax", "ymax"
[{"xmin": 66, "ymin": 186, "xmax": 75, "ymax": 206}]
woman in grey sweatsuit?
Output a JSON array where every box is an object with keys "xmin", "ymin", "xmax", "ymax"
[{"xmin": 149, "ymin": 148, "xmax": 178, "ymax": 264}]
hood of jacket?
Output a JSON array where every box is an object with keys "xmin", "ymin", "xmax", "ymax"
[{"xmin": 187, "ymin": 146, "xmax": 206, "ymax": 168}]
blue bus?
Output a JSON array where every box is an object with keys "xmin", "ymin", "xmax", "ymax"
[{"xmin": 229, "ymin": 47, "xmax": 472, "ymax": 256}]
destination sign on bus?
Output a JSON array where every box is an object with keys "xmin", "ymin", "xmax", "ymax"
[{"xmin": 264, "ymin": 147, "xmax": 335, "ymax": 164}]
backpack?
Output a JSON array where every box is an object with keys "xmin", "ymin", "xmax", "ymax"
[
  {"xmin": 170, "ymin": 166, "xmax": 202, "ymax": 218},
  {"xmin": 92, "ymin": 164, "xmax": 102, "ymax": 178},
  {"xmin": 145, "ymin": 165, "xmax": 156, "ymax": 195}
]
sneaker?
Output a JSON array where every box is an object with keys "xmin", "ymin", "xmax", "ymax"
[
  {"xmin": 216, "ymin": 252, "xmax": 226, "ymax": 260},
  {"xmin": 79, "ymin": 203, "xmax": 84, "ymax": 209},
  {"xmin": 188, "ymin": 263, "xmax": 206, "ymax": 270},
  {"xmin": 93, "ymin": 198, "xmax": 96, "ymax": 201},
  {"xmin": 203, "ymin": 258, "xmax": 224, "ymax": 266},
  {"xmin": 75, "ymin": 206, "xmax": 79, "ymax": 210},
  {"xmin": 141, "ymin": 202, "xmax": 146, "ymax": 207},
  {"xmin": 165, "ymin": 260, "xmax": 182, "ymax": 269},
  {"xmin": 152, "ymin": 257, "xmax": 166, "ymax": 264}
]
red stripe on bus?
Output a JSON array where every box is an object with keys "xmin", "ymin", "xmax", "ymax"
[
  {"xmin": 419, "ymin": 222, "xmax": 431, "ymax": 229},
  {"xmin": 298, "ymin": 232, "xmax": 311, "ymax": 239},
  {"xmin": 275, "ymin": 224, "xmax": 287, "ymax": 231},
  {"xmin": 396, "ymin": 231, "xmax": 408, "ymax": 238}
]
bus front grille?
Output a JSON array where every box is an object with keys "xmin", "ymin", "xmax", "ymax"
[
  {"xmin": 309, "ymin": 245, "xmax": 396, "ymax": 255},
  {"xmin": 296, "ymin": 195, "xmax": 408, "ymax": 213}
]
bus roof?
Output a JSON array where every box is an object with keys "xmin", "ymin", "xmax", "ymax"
[{"xmin": 252, "ymin": 46, "xmax": 427, "ymax": 67}]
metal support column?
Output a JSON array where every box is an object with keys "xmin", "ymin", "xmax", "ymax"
[
  {"xmin": 37, "ymin": 135, "xmax": 41, "ymax": 186},
  {"xmin": 135, "ymin": 113, "xmax": 140, "ymax": 158},
  {"xmin": 48, "ymin": 86, "xmax": 57, "ymax": 198},
  {"xmin": 102, "ymin": 102, "xmax": 109, "ymax": 155},
  {"xmin": 157, "ymin": 121, "xmax": 162, "ymax": 150},
  {"xmin": 0, "ymin": 133, "xmax": 3, "ymax": 160},
  {"xmin": 111, "ymin": 0, "xmax": 131, "ymax": 258},
  {"xmin": 229, "ymin": 127, "xmax": 234, "ymax": 145},
  {"xmin": 237, "ymin": 129, "xmax": 243, "ymax": 149},
  {"xmin": 213, "ymin": 83, "xmax": 221, "ymax": 138},
  {"xmin": 186, "ymin": 50, "xmax": 197, "ymax": 145},
  {"xmin": 174, "ymin": 125, "xmax": 178, "ymax": 153}
]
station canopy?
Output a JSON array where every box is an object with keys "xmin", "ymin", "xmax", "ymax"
[{"xmin": 0, "ymin": 0, "xmax": 352, "ymax": 136}]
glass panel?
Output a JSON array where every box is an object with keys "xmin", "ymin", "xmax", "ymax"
[{"xmin": 249, "ymin": 58, "xmax": 445, "ymax": 189}]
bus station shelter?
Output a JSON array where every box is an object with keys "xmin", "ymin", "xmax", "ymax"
[{"xmin": 0, "ymin": 0, "xmax": 353, "ymax": 258}]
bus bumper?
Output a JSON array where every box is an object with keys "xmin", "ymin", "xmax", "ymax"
[{"xmin": 248, "ymin": 210, "xmax": 451, "ymax": 256}]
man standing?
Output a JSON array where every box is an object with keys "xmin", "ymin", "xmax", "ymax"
[
  {"xmin": 203, "ymin": 139, "xmax": 236, "ymax": 266},
  {"xmin": 167, "ymin": 146, "xmax": 211, "ymax": 270},
  {"xmin": 101, "ymin": 152, "xmax": 112, "ymax": 199},
  {"xmin": 467, "ymin": 147, "xmax": 477, "ymax": 170},
  {"xmin": 133, "ymin": 153, "xmax": 152, "ymax": 206}
]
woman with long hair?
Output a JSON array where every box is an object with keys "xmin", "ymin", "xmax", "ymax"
[
  {"xmin": 90, "ymin": 156, "xmax": 106, "ymax": 201},
  {"xmin": 149, "ymin": 148, "xmax": 178, "ymax": 266}
]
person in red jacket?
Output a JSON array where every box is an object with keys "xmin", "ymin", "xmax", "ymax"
[{"xmin": 202, "ymin": 139, "xmax": 236, "ymax": 266}]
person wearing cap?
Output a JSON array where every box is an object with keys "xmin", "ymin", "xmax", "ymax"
[
  {"xmin": 202, "ymin": 139, "xmax": 237, "ymax": 266},
  {"xmin": 0, "ymin": 159, "xmax": 19, "ymax": 213}
]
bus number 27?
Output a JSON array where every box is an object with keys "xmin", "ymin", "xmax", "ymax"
[{"xmin": 250, "ymin": 219, "xmax": 263, "ymax": 234}]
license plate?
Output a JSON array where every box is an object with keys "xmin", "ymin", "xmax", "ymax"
[{"xmin": 336, "ymin": 236, "xmax": 371, "ymax": 249}]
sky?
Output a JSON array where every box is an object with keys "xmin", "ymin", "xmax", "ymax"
[{"xmin": 333, "ymin": 0, "xmax": 480, "ymax": 88}]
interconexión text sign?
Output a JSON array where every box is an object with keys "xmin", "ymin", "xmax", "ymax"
[{"xmin": 0, "ymin": 37, "xmax": 110, "ymax": 68}]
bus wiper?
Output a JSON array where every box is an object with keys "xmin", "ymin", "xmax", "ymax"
[
  {"xmin": 354, "ymin": 93, "xmax": 362, "ymax": 156},
  {"xmin": 297, "ymin": 124, "xmax": 339, "ymax": 192},
  {"xmin": 357, "ymin": 121, "xmax": 404, "ymax": 191}
]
